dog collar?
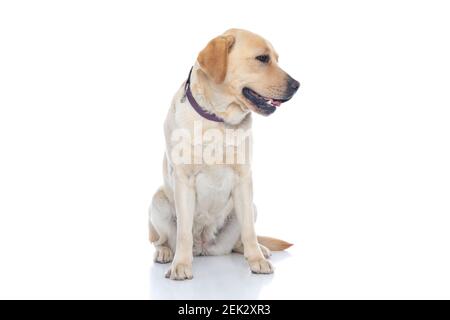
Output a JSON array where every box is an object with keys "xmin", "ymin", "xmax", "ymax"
[{"xmin": 184, "ymin": 67, "xmax": 224, "ymax": 123}]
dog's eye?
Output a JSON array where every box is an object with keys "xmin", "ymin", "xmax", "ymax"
[{"xmin": 255, "ymin": 55, "xmax": 270, "ymax": 64}]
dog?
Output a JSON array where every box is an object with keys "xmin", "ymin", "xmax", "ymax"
[{"xmin": 149, "ymin": 29, "xmax": 300, "ymax": 280}]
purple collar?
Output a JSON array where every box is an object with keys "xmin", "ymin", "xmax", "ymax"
[{"xmin": 184, "ymin": 68, "xmax": 224, "ymax": 123}]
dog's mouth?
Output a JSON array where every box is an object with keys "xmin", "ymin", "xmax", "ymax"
[{"xmin": 242, "ymin": 87, "xmax": 289, "ymax": 115}]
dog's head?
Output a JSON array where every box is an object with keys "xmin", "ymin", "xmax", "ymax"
[{"xmin": 197, "ymin": 29, "xmax": 300, "ymax": 116}]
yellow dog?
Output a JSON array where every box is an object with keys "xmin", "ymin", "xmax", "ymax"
[{"xmin": 149, "ymin": 29, "xmax": 300, "ymax": 280}]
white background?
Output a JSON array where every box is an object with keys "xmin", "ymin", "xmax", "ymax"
[{"xmin": 1, "ymin": 0, "xmax": 449, "ymax": 299}]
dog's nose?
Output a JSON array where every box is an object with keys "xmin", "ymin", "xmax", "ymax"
[
  {"xmin": 289, "ymin": 78, "xmax": 300, "ymax": 92},
  {"xmin": 285, "ymin": 75, "xmax": 300, "ymax": 98}
]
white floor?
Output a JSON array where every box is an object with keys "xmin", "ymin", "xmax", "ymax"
[
  {"xmin": 149, "ymin": 237, "xmax": 450, "ymax": 300},
  {"xmin": 149, "ymin": 251, "xmax": 292, "ymax": 300}
]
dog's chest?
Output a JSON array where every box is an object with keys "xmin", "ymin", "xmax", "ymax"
[{"xmin": 195, "ymin": 166, "xmax": 235, "ymax": 216}]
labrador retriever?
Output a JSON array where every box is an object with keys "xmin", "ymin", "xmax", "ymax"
[{"xmin": 149, "ymin": 29, "xmax": 300, "ymax": 280}]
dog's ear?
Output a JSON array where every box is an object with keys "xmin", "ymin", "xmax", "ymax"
[{"xmin": 197, "ymin": 35, "xmax": 235, "ymax": 84}]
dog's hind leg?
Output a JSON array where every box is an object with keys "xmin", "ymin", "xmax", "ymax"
[{"xmin": 149, "ymin": 187, "xmax": 176, "ymax": 264}]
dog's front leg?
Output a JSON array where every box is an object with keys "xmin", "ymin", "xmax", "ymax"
[
  {"xmin": 233, "ymin": 172, "xmax": 273, "ymax": 274},
  {"xmin": 165, "ymin": 170, "xmax": 195, "ymax": 280}
]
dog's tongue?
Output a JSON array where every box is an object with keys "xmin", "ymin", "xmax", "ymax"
[{"xmin": 269, "ymin": 99, "xmax": 282, "ymax": 107}]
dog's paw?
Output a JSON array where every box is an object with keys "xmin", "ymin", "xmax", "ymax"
[
  {"xmin": 154, "ymin": 246, "xmax": 173, "ymax": 264},
  {"xmin": 165, "ymin": 262, "xmax": 193, "ymax": 280},
  {"xmin": 249, "ymin": 258, "xmax": 274, "ymax": 274},
  {"xmin": 259, "ymin": 244, "xmax": 272, "ymax": 259}
]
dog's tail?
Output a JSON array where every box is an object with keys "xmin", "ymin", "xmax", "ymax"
[{"xmin": 257, "ymin": 235, "xmax": 293, "ymax": 251}]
